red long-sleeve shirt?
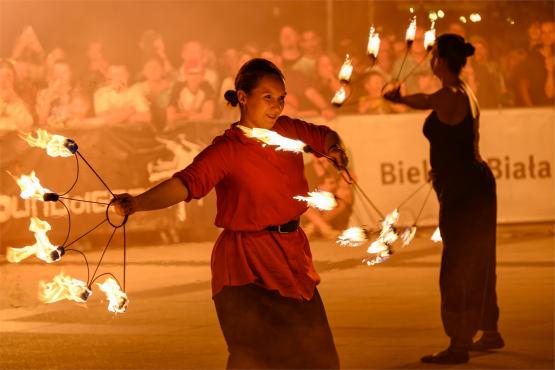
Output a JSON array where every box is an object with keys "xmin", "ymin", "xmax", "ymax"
[{"xmin": 173, "ymin": 115, "xmax": 333, "ymax": 300}]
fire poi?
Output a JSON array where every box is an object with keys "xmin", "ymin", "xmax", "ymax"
[{"xmin": 8, "ymin": 129, "xmax": 130, "ymax": 313}]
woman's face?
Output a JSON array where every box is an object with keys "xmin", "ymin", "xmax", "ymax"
[
  {"xmin": 239, "ymin": 75, "xmax": 286, "ymax": 129},
  {"xmin": 430, "ymin": 46, "xmax": 444, "ymax": 78}
]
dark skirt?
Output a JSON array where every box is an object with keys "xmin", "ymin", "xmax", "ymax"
[
  {"xmin": 435, "ymin": 164, "xmax": 500, "ymax": 349},
  {"xmin": 214, "ymin": 284, "xmax": 340, "ymax": 369}
]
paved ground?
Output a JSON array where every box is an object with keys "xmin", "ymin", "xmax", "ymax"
[{"xmin": 0, "ymin": 223, "xmax": 553, "ymax": 369}]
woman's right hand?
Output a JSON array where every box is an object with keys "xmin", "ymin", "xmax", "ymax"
[{"xmin": 112, "ymin": 193, "xmax": 137, "ymax": 216}]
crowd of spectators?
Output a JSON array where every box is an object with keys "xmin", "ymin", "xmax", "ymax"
[{"xmin": 0, "ymin": 20, "xmax": 553, "ymax": 133}]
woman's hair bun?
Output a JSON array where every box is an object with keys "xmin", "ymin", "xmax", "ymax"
[
  {"xmin": 464, "ymin": 42, "xmax": 475, "ymax": 57},
  {"xmin": 224, "ymin": 90, "xmax": 239, "ymax": 107}
]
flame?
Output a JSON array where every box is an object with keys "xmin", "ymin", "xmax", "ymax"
[
  {"xmin": 424, "ymin": 26, "xmax": 436, "ymax": 51},
  {"xmin": 366, "ymin": 209, "xmax": 399, "ymax": 256},
  {"xmin": 431, "ymin": 227, "xmax": 442, "ymax": 242},
  {"xmin": 237, "ymin": 125, "xmax": 306, "ymax": 153},
  {"xmin": 405, "ymin": 17, "xmax": 417, "ymax": 43},
  {"xmin": 97, "ymin": 277, "xmax": 129, "ymax": 313},
  {"xmin": 294, "ymin": 191, "xmax": 337, "ymax": 211},
  {"xmin": 400, "ymin": 226, "xmax": 417, "ymax": 246},
  {"xmin": 338, "ymin": 54, "xmax": 353, "ymax": 83},
  {"xmin": 10, "ymin": 171, "xmax": 51, "ymax": 200},
  {"xmin": 20, "ymin": 129, "xmax": 74, "ymax": 157},
  {"xmin": 367, "ymin": 240, "xmax": 389, "ymax": 254},
  {"xmin": 470, "ymin": 13, "xmax": 481, "ymax": 23},
  {"xmin": 331, "ymin": 86, "xmax": 347, "ymax": 106},
  {"xmin": 7, "ymin": 217, "xmax": 63, "ymax": 263},
  {"xmin": 459, "ymin": 16, "xmax": 467, "ymax": 24},
  {"xmin": 367, "ymin": 27, "xmax": 381, "ymax": 59},
  {"xmin": 363, "ymin": 250, "xmax": 391, "ymax": 266},
  {"xmin": 429, "ymin": 12, "xmax": 438, "ymax": 21},
  {"xmin": 39, "ymin": 272, "xmax": 91, "ymax": 304},
  {"xmin": 437, "ymin": 10, "xmax": 445, "ymax": 18},
  {"xmin": 337, "ymin": 227, "xmax": 368, "ymax": 247}
]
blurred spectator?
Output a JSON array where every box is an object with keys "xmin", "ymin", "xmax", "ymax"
[
  {"xmin": 0, "ymin": 60, "xmax": 33, "ymax": 131},
  {"xmin": 262, "ymin": 50, "xmax": 335, "ymax": 120},
  {"xmin": 414, "ymin": 70, "xmax": 441, "ymax": 95},
  {"xmin": 44, "ymin": 48, "xmax": 66, "ymax": 80},
  {"xmin": 242, "ymin": 41, "xmax": 260, "ymax": 57},
  {"xmin": 167, "ymin": 59, "xmax": 215, "ymax": 125},
  {"xmin": 82, "ymin": 41, "xmax": 109, "ymax": 95},
  {"xmin": 35, "ymin": 59, "xmax": 74, "ymax": 128},
  {"xmin": 302, "ymin": 155, "xmax": 354, "ymax": 239},
  {"xmin": 178, "ymin": 40, "xmax": 219, "ymax": 92},
  {"xmin": 540, "ymin": 21, "xmax": 555, "ymax": 101},
  {"xmin": 527, "ymin": 21, "xmax": 542, "ymax": 50},
  {"xmin": 138, "ymin": 30, "xmax": 174, "ymax": 77},
  {"xmin": 218, "ymin": 48, "xmax": 241, "ymax": 121},
  {"xmin": 394, "ymin": 38, "xmax": 407, "ymax": 61},
  {"xmin": 314, "ymin": 54, "xmax": 341, "ymax": 100},
  {"xmin": 391, "ymin": 27, "xmax": 432, "ymax": 94},
  {"xmin": 65, "ymin": 89, "xmax": 105, "ymax": 128},
  {"xmin": 447, "ymin": 22, "xmax": 467, "ymax": 39},
  {"xmin": 279, "ymin": 25, "xmax": 303, "ymax": 72},
  {"xmin": 13, "ymin": 57, "xmax": 42, "ymax": 112},
  {"xmin": 500, "ymin": 48, "xmax": 527, "ymax": 106},
  {"xmin": 10, "ymin": 26, "xmax": 45, "ymax": 84},
  {"xmin": 514, "ymin": 21, "xmax": 554, "ymax": 106},
  {"xmin": 467, "ymin": 36, "xmax": 504, "ymax": 108},
  {"xmin": 132, "ymin": 55, "xmax": 173, "ymax": 130},
  {"xmin": 371, "ymin": 38, "xmax": 394, "ymax": 82},
  {"xmin": 93, "ymin": 63, "xmax": 151, "ymax": 125},
  {"xmin": 295, "ymin": 29, "xmax": 324, "ymax": 77},
  {"xmin": 358, "ymin": 71, "xmax": 406, "ymax": 114}
]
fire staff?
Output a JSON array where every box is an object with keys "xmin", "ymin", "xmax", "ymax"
[
  {"xmin": 113, "ymin": 58, "xmax": 347, "ymax": 369},
  {"xmin": 385, "ymin": 33, "xmax": 503, "ymax": 364}
]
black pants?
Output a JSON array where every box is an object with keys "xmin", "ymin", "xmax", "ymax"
[
  {"xmin": 214, "ymin": 284, "xmax": 340, "ymax": 369},
  {"xmin": 436, "ymin": 168, "xmax": 500, "ymax": 349}
]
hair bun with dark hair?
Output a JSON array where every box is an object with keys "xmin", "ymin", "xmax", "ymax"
[
  {"xmin": 464, "ymin": 42, "xmax": 475, "ymax": 57},
  {"xmin": 224, "ymin": 90, "xmax": 239, "ymax": 107}
]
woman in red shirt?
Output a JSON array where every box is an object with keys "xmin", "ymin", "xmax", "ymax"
[{"xmin": 114, "ymin": 58, "xmax": 346, "ymax": 369}]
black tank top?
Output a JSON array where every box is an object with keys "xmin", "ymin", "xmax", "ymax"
[{"xmin": 423, "ymin": 82, "xmax": 483, "ymax": 178}]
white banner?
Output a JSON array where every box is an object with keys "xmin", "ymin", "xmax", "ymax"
[{"xmin": 326, "ymin": 107, "xmax": 555, "ymax": 226}]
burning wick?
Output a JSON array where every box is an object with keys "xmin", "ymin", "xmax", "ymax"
[
  {"xmin": 20, "ymin": 129, "xmax": 78, "ymax": 157},
  {"xmin": 337, "ymin": 227, "xmax": 368, "ymax": 247},
  {"xmin": 405, "ymin": 16, "xmax": 417, "ymax": 48},
  {"xmin": 97, "ymin": 277, "xmax": 129, "ymax": 313},
  {"xmin": 367, "ymin": 26, "xmax": 381, "ymax": 64},
  {"xmin": 294, "ymin": 191, "xmax": 337, "ymax": 211},
  {"xmin": 363, "ymin": 250, "xmax": 392, "ymax": 266},
  {"xmin": 331, "ymin": 86, "xmax": 347, "ymax": 107},
  {"xmin": 338, "ymin": 54, "xmax": 354, "ymax": 83},
  {"xmin": 237, "ymin": 125, "xmax": 309, "ymax": 154},
  {"xmin": 400, "ymin": 226, "xmax": 417, "ymax": 247},
  {"xmin": 431, "ymin": 227, "xmax": 442, "ymax": 242},
  {"xmin": 424, "ymin": 22, "xmax": 436, "ymax": 52},
  {"xmin": 7, "ymin": 217, "xmax": 65, "ymax": 263},
  {"xmin": 10, "ymin": 171, "xmax": 51, "ymax": 201},
  {"xmin": 364, "ymin": 209, "xmax": 400, "ymax": 266},
  {"xmin": 39, "ymin": 271, "xmax": 92, "ymax": 304}
]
